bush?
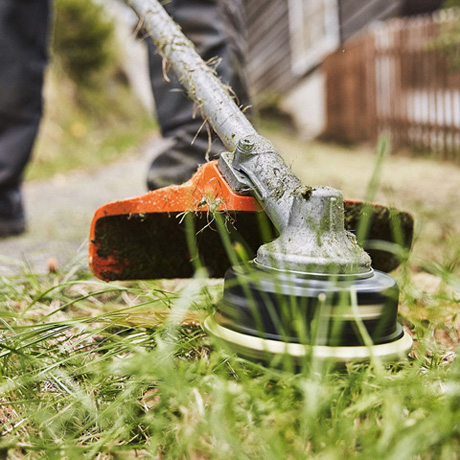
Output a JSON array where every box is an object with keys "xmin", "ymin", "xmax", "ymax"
[
  {"xmin": 52, "ymin": 0, "xmax": 116, "ymax": 87},
  {"xmin": 428, "ymin": 1, "xmax": 460, "ymax": 70}
]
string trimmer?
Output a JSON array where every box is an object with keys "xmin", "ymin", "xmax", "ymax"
[{"xmin": 89, "ymin": 0, "xmax": 413, "ymax": 363}]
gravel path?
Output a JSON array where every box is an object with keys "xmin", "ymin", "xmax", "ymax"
[{"xmin": 0, "ymin": 136, "xmax": 165, "ymax": 275}]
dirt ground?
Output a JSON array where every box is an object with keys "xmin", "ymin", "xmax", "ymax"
[{"xmin": 0, "ymin": 135, "xmax": 164, "ymax": 275}]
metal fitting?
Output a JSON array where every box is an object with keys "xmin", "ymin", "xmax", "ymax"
[{"xmin": 233, "ymin": 137, "xmax": 255, "ymax": 166}]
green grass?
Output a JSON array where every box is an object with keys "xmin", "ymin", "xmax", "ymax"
[
  {"xmin": 23, "ymin": 0, "xmax": 158, "ymax": 183},
  {"xmin": 0, "ymin": 259, "xmax": 458, "ymax": 459},
  {"xmin": 1, "ymin": 130, "xmax": 460, "ymax": 458}
]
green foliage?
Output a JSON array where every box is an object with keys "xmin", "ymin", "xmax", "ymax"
[
  {"xmin": 28, "ymin": 0, "xmax": 157, "ymax": 181},
  {"xmin": 29, "ymin": 68, "xmax": 156, "ymax": 181},
  {"xmin": 0, "ymin": 251, "xmax": 459, "ymax": 459},
  {"xmin": 4, "ymin": 124, "xmax": 460, "ymax": 458},
  {"xmin": 52, "ymin": 0, "xmax": 115, "ymax": 87},
  {"xmin": 444, "ymin": 0, "xmax": 460, "ymax": 8},
  {"xmin": 429, "ymin": 1, "xmax": 460, "ymax": 70}
]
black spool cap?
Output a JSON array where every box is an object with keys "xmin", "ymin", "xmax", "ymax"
[{"xmin": 204, "ymin": 264, "xmax": 412, "ymax": 363}]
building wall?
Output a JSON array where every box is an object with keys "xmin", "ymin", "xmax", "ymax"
[
  {"xmin": 244, "ymin": 0, "xmax": 296, "ymax": 98},
  {"xmin": 402, "ymin": 0, "xmax": 444, "ymax": 16},
  {"xmin": 338, "ymin": 0, "xmax": 402, "ymax": 42},
  {"xmin": 245, "ymin": 0, "xmax": 405, "ymax": 98},
  {"xmin": 244, "ymin": 0, "xmax": 443, "ymax": 99}
]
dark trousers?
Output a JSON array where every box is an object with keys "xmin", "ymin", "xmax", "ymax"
[{"xmin": 0, "ymin": 0, "xmax": 50, "ymax": 195}]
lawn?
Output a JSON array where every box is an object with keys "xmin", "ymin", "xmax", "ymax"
[{"xmin": 0, "ymin": 122, "xmax": 460, "ymax": 459}]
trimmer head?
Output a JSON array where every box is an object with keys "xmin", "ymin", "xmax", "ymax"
[
  {"xmin": 204, "ymin": 265, "xmax": 412, "ymax": 364},
  {"xmin": 89, "ymin": 160, "xmax": 413, "ymax": 364}
]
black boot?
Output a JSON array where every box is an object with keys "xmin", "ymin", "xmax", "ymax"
[{"xmin": 0, "ymin": 187, "xmax": 25, "ymax": 236}]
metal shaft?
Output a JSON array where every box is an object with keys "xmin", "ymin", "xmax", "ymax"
[
  {"xmin": 124, "ymin": 0, "xmax": 302, "ymax": 232},
  {"xmin": 126, "ymin": 0, "xmax": 257, "ymax": 151}
]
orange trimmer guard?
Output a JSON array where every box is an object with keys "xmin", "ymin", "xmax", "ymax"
[
  {"xmin": 89, "ymin": 161, "xmax": 413, "ymax": 281},
  {"xmin": 89, "ymin": 161, "xmax": 265, "ymax": 280}
]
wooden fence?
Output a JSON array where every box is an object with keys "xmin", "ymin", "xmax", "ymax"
[{"xmin": 323, "ymin": 11, "xmax": 460, "ymax": 161}]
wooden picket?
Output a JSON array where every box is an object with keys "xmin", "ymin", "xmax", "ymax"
[{"xmin": 323, "ymin": 11, "xmax": 460, "ymax": 161}]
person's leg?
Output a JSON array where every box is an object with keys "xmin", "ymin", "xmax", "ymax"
[
  {"xmin": 146, "ymin": 0, "xmax": 251, "ymax": 190},
  {"xmin": 0, "ymin": 0, "xmax": 51, "ymax": 235}
]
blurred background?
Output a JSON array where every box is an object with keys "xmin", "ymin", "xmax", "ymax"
[{"xmin": 33, "ymin": 0, "xmax": 457, "ymax": 182}]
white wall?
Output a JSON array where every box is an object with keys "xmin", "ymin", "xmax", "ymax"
[{"xmin": 281, "ymin": 70, "xmax": 326, "ymax": 140}]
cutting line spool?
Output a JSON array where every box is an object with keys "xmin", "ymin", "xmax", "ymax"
[
  {"xmin": 204, "ymin": 316, "xmax": 413, "ymax": 363},
  {"xmin": 204, "ymin": 264, "xmax": 413, "ymax": 363}
]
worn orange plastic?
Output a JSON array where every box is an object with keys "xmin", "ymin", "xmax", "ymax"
[{"xmin": 89, "ymin": 161, "xmax": 261, "ymax": 278}]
